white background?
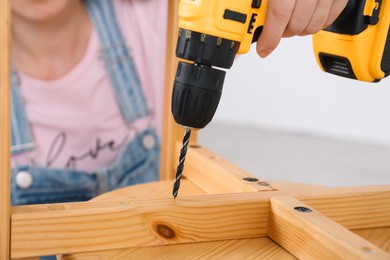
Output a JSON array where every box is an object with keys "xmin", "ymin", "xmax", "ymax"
[{"xmin": 214, "ymin": 36, "xmax": 390, "ymax": 146}]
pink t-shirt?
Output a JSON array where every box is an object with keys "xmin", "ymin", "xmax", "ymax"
[{"xmin": 12, "ymin": 0, "xmax": 168, "ymax": 172}]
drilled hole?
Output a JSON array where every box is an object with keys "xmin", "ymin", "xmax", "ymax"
[
  {"xmin": 120, "ymin": 201, "xmax": 132, "ymax": 206},
  {"xmin": 46, "ymin": 205, "xmax": 67, "ymax": 211}
]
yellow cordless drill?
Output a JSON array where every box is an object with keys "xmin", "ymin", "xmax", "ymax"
[{"xmin": 171, "ymin": 0, "xmax": 390, "ymax": 198}]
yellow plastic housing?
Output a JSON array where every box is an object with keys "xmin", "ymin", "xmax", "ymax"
[
  {"xmin": 313, "ymin": 0, "xmax": 390, "ymax": 82},
  {"xmin": 178, "ymin": 0, "xmax": 268, "ymax": 54},
  {"xmin": 178, "ymin": 0, "xmax": 389, "ymax": 82}
]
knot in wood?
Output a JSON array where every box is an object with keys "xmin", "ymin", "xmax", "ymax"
[{"xmin": 156, "ymin": 224, "xmax": 176, "ymax": 239}]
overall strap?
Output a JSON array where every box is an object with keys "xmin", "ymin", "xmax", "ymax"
[
  {"xmin": 85, "ymin": 0, "xmax": 150, "ymax": 123},
  {"xmin": 10, "ymin": 69, "xmax": 35, "ymax": 155}
]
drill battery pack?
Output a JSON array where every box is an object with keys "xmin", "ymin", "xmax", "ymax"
[{"xmin": 313, "ymin": 0, "xmax": 390, "ymax": 82}]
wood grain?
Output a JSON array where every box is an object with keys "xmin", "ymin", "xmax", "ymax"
[
  {"xmin": 90, "ymin": 179, "xmax": 206, "ymax": 201},
  {"xmin": 58, "ymin": 237, "xmax": 296, "ymax": 260},
  {"xmin": 91, "ymin": 179, "xmax": 323, "ymax": 202},
  {"xmin": 10, "ymin": 185, "xmax": 390, "ymax": 258},
  {"xmin": 300, "ymin": 189, "xmax": 390, "ymax": 230},
  {"xmin": 11, "ymin": 194, "xmax": 270, "ymax": 258},
  {"xmin": 353, "ymin": 227, "xmax": 390, "ymax": 253},
  {"xmin": 0, "ymin": 0, "xmax": 12, "ymax": 258},
  {"xmin": 268, "ymin": 197, "xmax": 390, "ymax": 259},
  {"xmin": 182, "ymin": 144, "xmax": 276, "ymax": 194}
]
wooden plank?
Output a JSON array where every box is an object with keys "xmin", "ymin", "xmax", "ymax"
[
  {"xmin": 91, "ymin": 179, "xmax": 323, "ymax": 202},
  {"xmin": 11, "ymin": 194, "xmax": 269, "ymax": 258},
  {"xmin": 160, "ymin": 0, "xmax": 198, "ymax": 180},
  {"xmin": 159, "ymin": 0, "xmax": 199, "ymax": 181},
  {"xmin": 353, "ymin": 227, "xmax": 390, "ymax": 253},
  {"xmin": 58, "ymin": 237, "xmax": 296, "ymax": 260},
  {"xmin": 89, "ymin": 179, "xmax": 206, "ymax": 201},
  {"xmin": 159, "ymin": 0, "xmax": 185, "ymax": 181},
  {"xmin": 301, "ymin": 190, "xmax": 390, "ymax": 230},
  {"xmin": 10, "ymin": 185, "xmax": 390, "ymax": 258},
  {"xmin": 268, "ymin": 197, "xmax": 390, "ymax": 260},
  {"xmin": 91, "ymin": 178, "xmax": 324, "ymax": 201},
  {"xmin": 0, "ymin": 0, "xmax": 12, "ymax": 258},
  {"xmin": 182, "ymin": 144, "xmax": 276, "ymax": 194}
]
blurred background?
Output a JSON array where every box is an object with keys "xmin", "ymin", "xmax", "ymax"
[{"xmin": 198, "ymin": 35, "xmax": 390, "ymax": 187}]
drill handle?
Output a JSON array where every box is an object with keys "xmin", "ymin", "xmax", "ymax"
[{"xmin": 237, "ymin": 0, "xmax": 268, "ymax": 54}]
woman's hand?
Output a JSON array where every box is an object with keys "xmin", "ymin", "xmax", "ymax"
[{"xmin": 257, "ymin": 0, "xmax": 348, "ymax": 58}]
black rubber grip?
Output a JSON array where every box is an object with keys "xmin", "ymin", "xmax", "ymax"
[
  {"xmin": 325, "ymin": 0, "xmax": 368, "ymax": 35},
  {"xmin": 171, "ymin": 62, "xmax": 225, "ymax": 129},
  {"xmin": 381, "ymin": 26, "xmax": 390, "ymax": 77}
]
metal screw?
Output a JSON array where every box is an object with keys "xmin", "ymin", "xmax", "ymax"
[
  {"xmin": 243, "ymin": 177, "xmax": 259, "ymax": 182},
  {"xmin": 362, "ymin": 247, "xmax": 375, "ymax": 254},
  {"xmin": 294, "ymin": 206, "xmax": 313, "ymax": 213}
]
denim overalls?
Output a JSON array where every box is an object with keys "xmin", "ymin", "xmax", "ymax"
[{"xmin": 10, "ymin": 0, "xmax": 160, "ymax": 206}]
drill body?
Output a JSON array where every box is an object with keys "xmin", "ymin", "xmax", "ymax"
[
  {"xmin": 172, "ymin": 0, "xmax": 390, "ymax": 130},
  {"xmin": 172, "ymin": 0, "xmax": 269, "ymax": 130},
  {"xmin": 170, "ymin": 0, "xmax": 389, "ymax": 198},
  {"xmin": 178, "ymin": 0, "xmax": 267, "ymax": 57}
]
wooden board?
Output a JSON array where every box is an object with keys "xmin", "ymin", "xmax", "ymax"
[
  {"xmin": 353, "ymin": 227, "xmax": 390, "ymax": 253},
  {"xmin": 181, "ymin": 144, "xmax": 276, "ymax": 193},
  {"xmin": 159, "ymin": 0, "xmax": 184, "ymax": 180},
  {"xmin": 58, "ymin": 237, "xmax": 296, "ymax": 260},
  {"xmin": 268, "ymin": 197, "xmax": 389, "ymax": 259},
  {"xmin": 10, "ymin": 185, "xmax": 390, "ymax": 258},
  {"xmin": 89, "ymin": 179, "xmax": 206, "ymax": 201},
  {"xmin": 0, "ymin": 0, "xmax": 12, "ymax": 258}
]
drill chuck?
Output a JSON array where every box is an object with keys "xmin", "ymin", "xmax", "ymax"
[
  {"xmin": 171, "ymin": 62, "xmax": 226, "ymax": 129},
  {"xmin": 172, "ymin": 28, "xmax": 234, "ymax": 129}
]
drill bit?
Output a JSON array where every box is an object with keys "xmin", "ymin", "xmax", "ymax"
[{"xmin": 172, "ymin": 128, "xmax": 191, "ymax": 199}]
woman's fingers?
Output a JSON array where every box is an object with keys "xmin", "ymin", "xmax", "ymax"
[
  {"xmin": 256, "ymin": 0, "xmax": 296, "ymax": 58},
  {"xmin": 325, "ymin": 0, "xmax": 349, "ymax": 27},
  {"xmin": 299, "ymin": 0, "xmax": 334, "ymax": 35},
  {"xmin": 283, "ymin": 0, "xmax": 319, "ymax": 37},
  {"xmin": 256, "ymin": 0, "xmax": 348, "ymax": 58}
]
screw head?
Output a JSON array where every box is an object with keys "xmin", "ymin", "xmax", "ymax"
[
  {"xmin": 243, "ymin": 177, "xmax": 259, "ymax": 182},
  {"xmin": 294, "ymin": 206, "xmax": 313, "ymax": 213}
]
